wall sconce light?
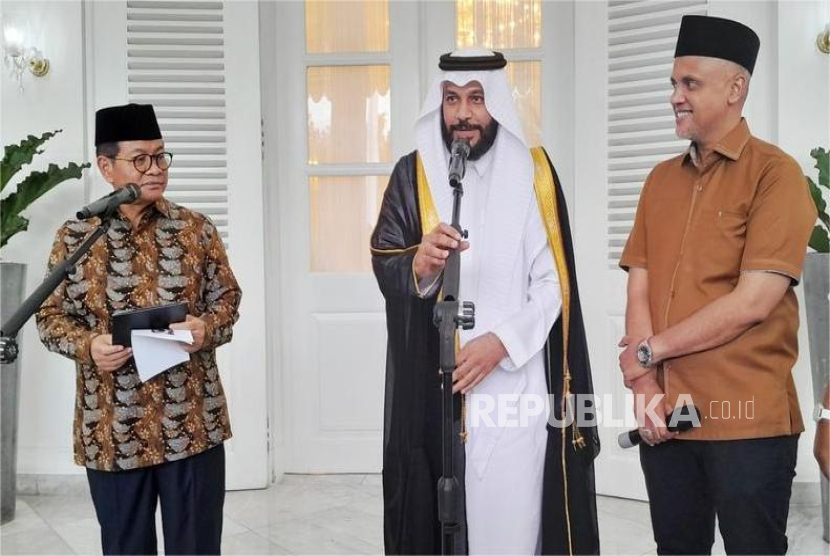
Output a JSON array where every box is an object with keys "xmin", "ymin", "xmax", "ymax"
[
  {"xmin": 1, "ymin": 14, "xmax": 50, "ymax": 92},
  {"xmin": 818, "ymin": 24, "xmax": 830, "ymax": 55}
]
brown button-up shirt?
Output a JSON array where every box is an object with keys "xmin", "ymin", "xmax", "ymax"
[
  {"xmin": 620, "ymin": 119, "xmax": 817, "ymax": 440},
  {"xmin": 36, "ymin": 198, "xmax": 241, "ymax": 470}
]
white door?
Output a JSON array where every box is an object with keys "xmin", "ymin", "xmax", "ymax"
[
  {"xmin": 88, "ymin": 0, "xmax": 268, "ymax": 490},
  {"xmin": 573, "ymin": 0, "xmax": 707, "ymax": 500},
  {"xmin": 269, "ymin": 0, "xmax": 420, "ymax": 472}
]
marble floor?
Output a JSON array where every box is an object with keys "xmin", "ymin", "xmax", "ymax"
[{"xmin": 1, "ymin": 474, "xmax": 828, "ymax": 555}]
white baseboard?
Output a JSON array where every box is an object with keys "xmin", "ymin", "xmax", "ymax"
[
  {"xmin": 17, "ymin": 446, "xmax": 84, "ymax": 476},
  {"xmin": 17, "ymin": 474, "xmax": 88, "ymax": 496}
]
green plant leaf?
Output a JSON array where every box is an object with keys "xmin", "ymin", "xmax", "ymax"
[
  {"xmin": 0, "ymin": 213, "xmax": 29, "ymax": 250},
  {"xmin": 812, "ymin": 147, "xmax": 829, "ymax": 189},
  {"xmin": 0, "ymin": 161, "xmax": 89, "ymax": 250},
  {"xmin": 809, "ymin": 225, "xmax": 830, "ymax": 253},
  {"xmin": 808, "ymin": 176, "xmax": 830, "ymax": 231},
  {"xmin": 2, "ymin": 162, "xmax": 88, "ymax": 215},
  {"xmin": 807, "ymin": 147, "xmax": 830, "ymax": 248},
  {"xmin": 808, "ymin": 176, "xmax": 826, "ymax": 215},
  {"xmin": 0, "ymin": 130, "xmax": 62, "ymax": 192}
]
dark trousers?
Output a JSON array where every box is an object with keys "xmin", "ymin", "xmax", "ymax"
[
  {"xmin": 86, "ymin": 444, "xmax": 225, "ymax": 555},
  {"xmin": 640, "ymin": 435, "xmax": 798, "ymax": 555}
]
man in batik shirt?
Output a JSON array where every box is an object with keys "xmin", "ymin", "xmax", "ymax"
[{"xmin": 37, "ymin": 103, "xmax": 241, "ymax": 555}]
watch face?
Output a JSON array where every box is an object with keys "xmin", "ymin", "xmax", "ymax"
[
  {"xmin": 637, "ymin": 344, "xmax": 650, "ymax": 365},
  {"xmin": 815, "ymin": 403, "xmax": 828, "ymax": 422}
]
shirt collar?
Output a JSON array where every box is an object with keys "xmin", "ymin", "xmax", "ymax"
[
  {"xmin": 682, "ymin": 118, "xmax": 752, "ymax": 167},
  {"xmin": 115, "ymin": 197, "xmax": 171, "ymax": 225},
  {"xmin": 153, "ymin": 197, "xmax": 172, "ymax": 218}
]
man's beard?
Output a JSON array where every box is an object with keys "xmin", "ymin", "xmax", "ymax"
[
  {"xmin": 442, "ymin": 119, "xmax": 499, "ymax": 161},
  {"xmin": 675, "ymin": 126, "xmax": 695, "ymax": 141}
]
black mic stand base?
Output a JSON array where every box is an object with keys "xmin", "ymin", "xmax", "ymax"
[{"xmin": 0, "ymin": 337, "xmax": 19, "ymax": 365}]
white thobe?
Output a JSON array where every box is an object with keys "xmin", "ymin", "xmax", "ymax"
[
  {"xmin": 412, "ymin": 52, "xmax": 559, "ymax": 551},
  {"xmin": 454, "ymin": 148, "xmax": 563, "ymax": 554}
]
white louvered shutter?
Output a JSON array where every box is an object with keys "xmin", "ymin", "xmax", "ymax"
[
  {"xmin": 606, "ymin": 0, "xmax": 708, "ymax": 267},
  {"xmin": 126, "ymin": 0, "xmax": 229, "ymax": 245}
]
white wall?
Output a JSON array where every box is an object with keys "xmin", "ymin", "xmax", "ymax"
[
  {"xmin": 1, "ymin": 0, "xmax": 90, "ymax": 474},
  {"xmin": 778, "ymin": 1, "xmax": 830, "ymax": 175}
]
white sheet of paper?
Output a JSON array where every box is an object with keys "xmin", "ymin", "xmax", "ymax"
[{"xmin": 131, "ymin": 329, "xmax": 194, "ymax": 382}]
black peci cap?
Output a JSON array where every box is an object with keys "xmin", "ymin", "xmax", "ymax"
[
  {"xmin": 95, "ymin": 103, "xmax": 162, "ymax": 146},
  {"xmin": 675, "ymin": 15, "xmax": 760, "ymax": 74}
]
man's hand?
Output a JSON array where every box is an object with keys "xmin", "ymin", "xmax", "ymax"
[
  {"xmin": 413, "ymin": 223, "xmax": 469, "ymax": 281},
  {"xmin": 451, "ymin": 333, "xmax": 507, "ymax": 394},
  {"xmin": 90, "ymin": 334, "xmax": 132, "ymax": 372},
  {"xmin": 170, "ymin": 315, "xmax": 207, "ymax": 353},
  {"xmin": 618, "ymin": 335, "xmax": 651, "ymax": 387},
  {"xmin": 631, "ymin": 372, "xmax": 677, "ymax": 446}
]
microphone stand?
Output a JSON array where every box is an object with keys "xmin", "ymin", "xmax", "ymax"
[
  {"xmin": 433, "ymin": 172, "xmax": 475, "ymax": 555},
  {"xmin": 0, "ymin": 208, "xmax": 116, "ymax": 365}
]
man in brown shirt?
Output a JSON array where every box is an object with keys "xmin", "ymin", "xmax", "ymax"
[
  {"xmin": 618, "ymin": 16, "xmax": 816, "ymax": 555},
  {"xmin": 36, "ymin": 103, "xmax": 241, "ymax": 555}
]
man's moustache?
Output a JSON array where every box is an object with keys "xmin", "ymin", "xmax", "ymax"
[{"xmin": 451, "ymin": 125, "xmax": 484, "ymax": 133}]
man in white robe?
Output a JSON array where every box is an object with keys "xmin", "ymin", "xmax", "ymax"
[
  {"xmin": 372, "ymin": 48, "xmax": 600, "ymax": 555},
  {"xmin": 415, "ymin": 50, "xmax": 560, "ymax": 554}
]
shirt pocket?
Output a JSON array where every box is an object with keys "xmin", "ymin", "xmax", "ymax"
[
  {"xmin": 716, "ymin": 208, "xmax": 748, "ymax": 248},
  {"xmin": 693, "ymin": 208, "xmax": 747, "ymax": 281}
]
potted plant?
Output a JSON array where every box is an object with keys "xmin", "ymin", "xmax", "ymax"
[
  {"xmin": 803, "ymin": 146, "xmax": 829, "ymax": 542},
  {"xmin": 0, "ymin": 130, "xmax": 89, "ymax": 524}
]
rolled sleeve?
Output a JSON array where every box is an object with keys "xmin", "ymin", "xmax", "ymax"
[{"xmin": 740, "ymin": 158, "xmax": 817, "ymax": 284}]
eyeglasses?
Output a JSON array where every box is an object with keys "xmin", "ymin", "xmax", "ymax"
[{"xmin": 112, "ymin": 152, "xmax": 174, "ymax": 173}]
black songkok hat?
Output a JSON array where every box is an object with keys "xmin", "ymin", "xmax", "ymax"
[
  {"xmin": 674, "ymin": 15, "xmax": 760, "ymax": 74},
  {"xmin": 95, "ymin": 103, "xmax": 162, "ymax": 146},
  {"xmin": 439, "ymin": 50, "xmax": 507, "ymax": 71}
]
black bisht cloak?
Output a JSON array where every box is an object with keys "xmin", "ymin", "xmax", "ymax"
[{"xmin": 371, "ymin": 148, "xmax": 600, "ymax": 555}]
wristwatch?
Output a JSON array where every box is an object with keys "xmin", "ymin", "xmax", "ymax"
[
  {"xmin": 813, "ymin": 403, "xmax": 830, "ymax": 423},
  {"xmin": 637, "ymin": 339, "xmax": 655, "ymax": 368}
]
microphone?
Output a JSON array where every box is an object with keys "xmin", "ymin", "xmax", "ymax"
[
  {"xmin": 76, "ymin": 184, "xmax": 141, "ymax": 220},
  {"xmin": 448, "ymin": 140, "xmax": 470, "ymax": 187},
  {"xmin": 618, "ymin": 405, "xmax": 701, "ymax": 449}
]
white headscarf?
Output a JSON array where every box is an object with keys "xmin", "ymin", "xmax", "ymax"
[{"xmin": 415, "ymin": 48, "xmax": 536, "ymax": 331}]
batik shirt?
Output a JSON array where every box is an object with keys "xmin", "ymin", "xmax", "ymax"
[{"xmin": 36, "ymin": 198, "xmax": 241, "ymax": 471}]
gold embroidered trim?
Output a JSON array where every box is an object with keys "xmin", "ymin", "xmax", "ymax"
[
  {"xmin": 416, "ymin": 154, "xmax": 441, "ymax": 233},
  {"xmin": 531, "ymin": 146, "xmax": 578, "ymax": 556},
  {"xmin": 370, "ymin": 245, "xmax": 419, "ymax": 256}
]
